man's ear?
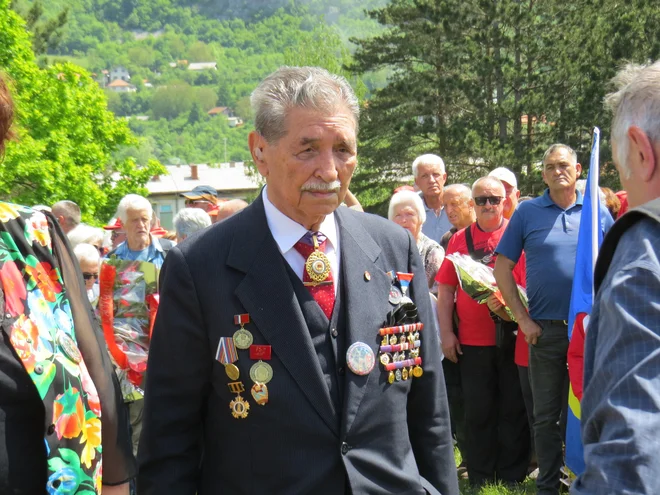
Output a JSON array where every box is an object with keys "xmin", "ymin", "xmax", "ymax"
[
  {"xmin": 628, "ymin": 125, "xmax": 657, "ymax": 182},
  {"xmin": 575, "ymin": 162, "xmax": 582, "ymax": 178},
  {"xmin": 248, "ymin": 131, "xmax": 268, "ymax": 177}
]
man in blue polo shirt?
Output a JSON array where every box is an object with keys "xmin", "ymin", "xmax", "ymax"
[
  {"xmin": 493, "ymin": 144, "xmax": 613, "ymax": 495},
  {"xmin": 413, "ymin": 154, "xmax": 452, "ymax": 242}
]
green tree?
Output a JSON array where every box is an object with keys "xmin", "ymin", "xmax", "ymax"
[
  {"xmin": 0, "ymin": 0, "xmax": 163, "ymax": 223},
  {"xmin": 151, "ymin": 81, "xmax": 195, "ymax": 119},
  {"xmin": 349, "ymin": 0, "xmax": 660, "ymax": 209}
]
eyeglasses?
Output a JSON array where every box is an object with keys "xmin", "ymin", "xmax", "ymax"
[
  {"xmin": 185, "ymin": 200, "xmax": 212, "ymax": 206},
  {"xmin": 474, "ymin": 196, "xmax": 504, "ymax": 206},
  {"xmin": 82, "ymin": 272, "xmax": 99, "ymax": 281},
  {"xmin": 110, "ymin": 231, "xmax": 125, "ymax": 240}
]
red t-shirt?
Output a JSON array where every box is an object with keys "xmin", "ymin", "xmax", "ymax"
[{"xmin": 436, "ymin": 221, "xmax": 525, "ymax": 346}]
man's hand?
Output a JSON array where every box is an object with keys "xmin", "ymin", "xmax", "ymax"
[
  {"xmin": 519, "ymin": 317, "xmax": 542, "ymax": 345},
  {"xmin": 441, "ymin": 332, "xmax": 462, "ymax": 363},
  {"xmin": 486, "ymin": 293, "xmax": 504, "ymax": 313}
]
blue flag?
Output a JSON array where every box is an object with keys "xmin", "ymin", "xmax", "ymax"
[{"xmin": 565, "ymin": 128, "xmax": 604, "ymax": 475}]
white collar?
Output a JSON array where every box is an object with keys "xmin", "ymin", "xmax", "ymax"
[{"xmin": 262, "ymin": 186, "xmax": 338, "ymax": 255}]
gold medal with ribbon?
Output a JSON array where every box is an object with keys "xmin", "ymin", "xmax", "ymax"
[{"xmin": 304, "ymin": 234, "xmax": 331, "ymax": 285}]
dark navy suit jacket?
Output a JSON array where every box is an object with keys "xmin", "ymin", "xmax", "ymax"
[{"xmin": 137, "ymin": 193, "xmax": 458, "ymax": 495}]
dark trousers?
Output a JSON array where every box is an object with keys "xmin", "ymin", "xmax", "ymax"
[
  {"xmin": 529, "ymin": 320, "xmax": 569, "ymax": 495},
  {"xmin": 460, "ymin": 344, "xmax": 530, "ymax": 486},
  {"xmin": 518, "ymin": 365, "xmax": 535, "ymax": 461},
  {"xmin": 442, "ymin": 358, "xmax": 467, "ymax": 463}
]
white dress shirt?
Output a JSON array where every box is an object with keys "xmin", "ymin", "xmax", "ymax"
[{"xmin": 263, "ymin": 186, "xmax": 340, "ymax": 295}]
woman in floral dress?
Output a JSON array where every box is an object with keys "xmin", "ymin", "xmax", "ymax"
[{"xmin": 0, "ymin": 75, "xmax": 135, "ymax": 493}]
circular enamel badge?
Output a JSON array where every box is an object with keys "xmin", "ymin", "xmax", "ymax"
[
  {"xmin": 346, "ymin": 342, "xmax": 375, "ymax": 376},
  {"xmin": 57, "ymin": 332, "xmax": 82, "ymax": 364},
  {"xmin": 388, "ymin": 286, "xmax": 402, "ymax": 305}
]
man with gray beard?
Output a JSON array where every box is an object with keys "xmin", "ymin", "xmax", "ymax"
[{"xmin": 138, "ymin": 67, "xmax": 458, "ymax": 495}]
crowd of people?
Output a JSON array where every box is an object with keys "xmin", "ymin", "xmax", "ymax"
[{"xmin": 0, "ymin": 60, "xmax": 658, "ymax": 495}]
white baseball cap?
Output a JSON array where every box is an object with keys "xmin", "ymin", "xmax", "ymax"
[{"xmin": 488, "ymin": 167, "xmax": 517, "ymax": 189}]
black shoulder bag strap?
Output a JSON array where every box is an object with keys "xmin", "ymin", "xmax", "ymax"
[{"xmin": 464, "ymin": 225, "xmax": 478, "ymax": 262}]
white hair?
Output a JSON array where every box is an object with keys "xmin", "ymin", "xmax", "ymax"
[
  {"xmin": 67, "ymin": 224, "xmax": 103, "ymax": 250},
  {"xmin": 605, "ymin": 60, "xmax": 660, "ymax": 178},
  {"xmin": 73, "ymin": 243, "xmax": 100, "ymax": 266},
  {"xmin": 117, "ymin": 194, "xmax": 152, "ymax": 224},
  {"xmin": 443, "ymin": 183, "xmax": 472, "ymax": 200},
  {"xmin": 412, "ymin": 154, "xmax": 446, "ymax": 178},
  {"xmin": 173, "ymin": 207, "xmax": 212, "ymax": 239},
  {"xmin": 251, "ymin": 66, "xmax": 359, "ymax": 143},
  {"xmin": 542, "ymin": 144, "xmax": 577, "ymax": 166},
  {"xmin": 388, "ymin": 190, "xmax": 427, "ymax": 224}
]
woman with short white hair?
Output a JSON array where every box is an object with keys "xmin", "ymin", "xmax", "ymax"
[
  {"xmin": 74, "ymin": 243, "xmax": 101, "ymax": 304},
  {"xmin": 67, "ymin": 223, "xmax": 104, "ymax": 252},
  {"xmin": 388, "ymin": 190, "xmax": 445, "ymax": 294}
]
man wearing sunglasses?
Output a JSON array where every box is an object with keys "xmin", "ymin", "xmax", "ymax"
[
  {"xmin": 494, "ymin": 144, "xmax": 614, "ymax": 495},
  {"xmin": 436, "ymin": 176, "xmax": 529, "ymax": 488}
]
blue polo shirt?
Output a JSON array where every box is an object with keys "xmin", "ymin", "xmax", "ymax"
[
  {"xmin": 496, "ymin": 189, "xmax": 614, "ymax": 320},
  {"xmin": 420, "ymin": 193, "xmax": 452, "ymax": 243},
  {"xmin": 111, "ymin": 235, "xmax": 167, "ymax": 269}
]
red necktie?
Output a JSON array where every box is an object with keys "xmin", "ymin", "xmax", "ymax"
[{"xmin": 294, "ymin": 232, "xmax": 336, "ymax": 319}]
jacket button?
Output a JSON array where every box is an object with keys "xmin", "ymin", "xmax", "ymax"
[
  {"xmin": 34, "ymin": 365, "xmax": 44, "ymax": 375},
  {"xmin": 47, "ymin": 424, "xmax": 56, "ymax": 435},
  {"xmin": 331, "ymin": 328, "xmax": 338, "ymax": 338},
  {"xmin": 338, "ymin": 367, "xmax": 345, "ymax": 376},
  {"xmin": 341, "ymin": 442, "xmax": 350, "ymax": 455}
]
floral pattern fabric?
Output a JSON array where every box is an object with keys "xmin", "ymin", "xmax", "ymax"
[{"xmin": 0, "ymin": 202, "xmax": 102, "ymax": 494}]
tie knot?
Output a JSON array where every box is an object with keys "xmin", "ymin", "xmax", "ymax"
[{"xmin": 295, "ymin": 231, "xmax": 327, "ymax": 257}]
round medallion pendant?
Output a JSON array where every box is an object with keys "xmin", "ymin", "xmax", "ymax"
[{"xmin": 305, "ymin": 251, "xmax": 331, "ymax": 283}]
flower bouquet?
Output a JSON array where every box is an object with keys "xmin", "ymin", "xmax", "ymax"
[
  {"xmin": 446, "ymin": 253, "xmax": 527, "ymax": 321},
  {"xmin": 99, "ymin": 257, "xmax": 159, "ymax": 401}
]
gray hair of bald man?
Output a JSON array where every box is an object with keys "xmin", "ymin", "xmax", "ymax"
[
  {"xmin": 605, "ymin": 60, "xmax": 660, "ymax": 178},
  {"xmin": 73, "ymin": 243, "xmax": 100, "ymax": 267},
  {"xmin": 412, "ymin": 154, "xmax": 446, "ymax": 178},
  {"xmin": 52, "ymin": 200, "xmax": 81, "ymax": 229},
  {"xmin": 250, "ymin": 66, "xmax": 359, "ymax": 143},
  {"xmin": 116, "ymin": 194, "xmax": 153, "ymax": 224},
  {"xmin": 388, "ymin": 190, "xmax": 427, "ymax": 224},
  {"xmin": 443, "ymin": 183, "xmax": 472, "ymax": 201},
  {"xmin": 472, "ymin": 176, "xmax": 505, "ymax": 196},
  {"xmin": 173, "ymin": 207, "xmax": 212, "ymax": 240}
]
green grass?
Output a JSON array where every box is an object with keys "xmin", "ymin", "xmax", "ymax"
[{"xmin": 455, "ymin": 448, "xmax": 537, "ymax": 495}]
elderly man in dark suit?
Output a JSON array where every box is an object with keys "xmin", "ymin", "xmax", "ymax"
[{"xmin": 137, "ymin": 66, "xmax": 458, "ymax": 495}]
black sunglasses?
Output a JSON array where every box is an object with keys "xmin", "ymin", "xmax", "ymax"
[
  {"xmin": 474, "ymin": 196, "xmax": 504, "ymax": 206},
  {"xmin": 82, "ymin": 272, "xmax": 99, "ymax": 281}
]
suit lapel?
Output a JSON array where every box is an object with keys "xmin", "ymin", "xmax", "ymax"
[
  {"xmin": 335, "ymin": 208, "xmax": 392, "ymax": 435},
  {"xmin": 227, "ymin": 194, "xmax": 339, "ymax": 436}
]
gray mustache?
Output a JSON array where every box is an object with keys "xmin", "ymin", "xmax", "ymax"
[{"xmin": 301, "ymin": 181, "xmax": 341, "ymax": 193}]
